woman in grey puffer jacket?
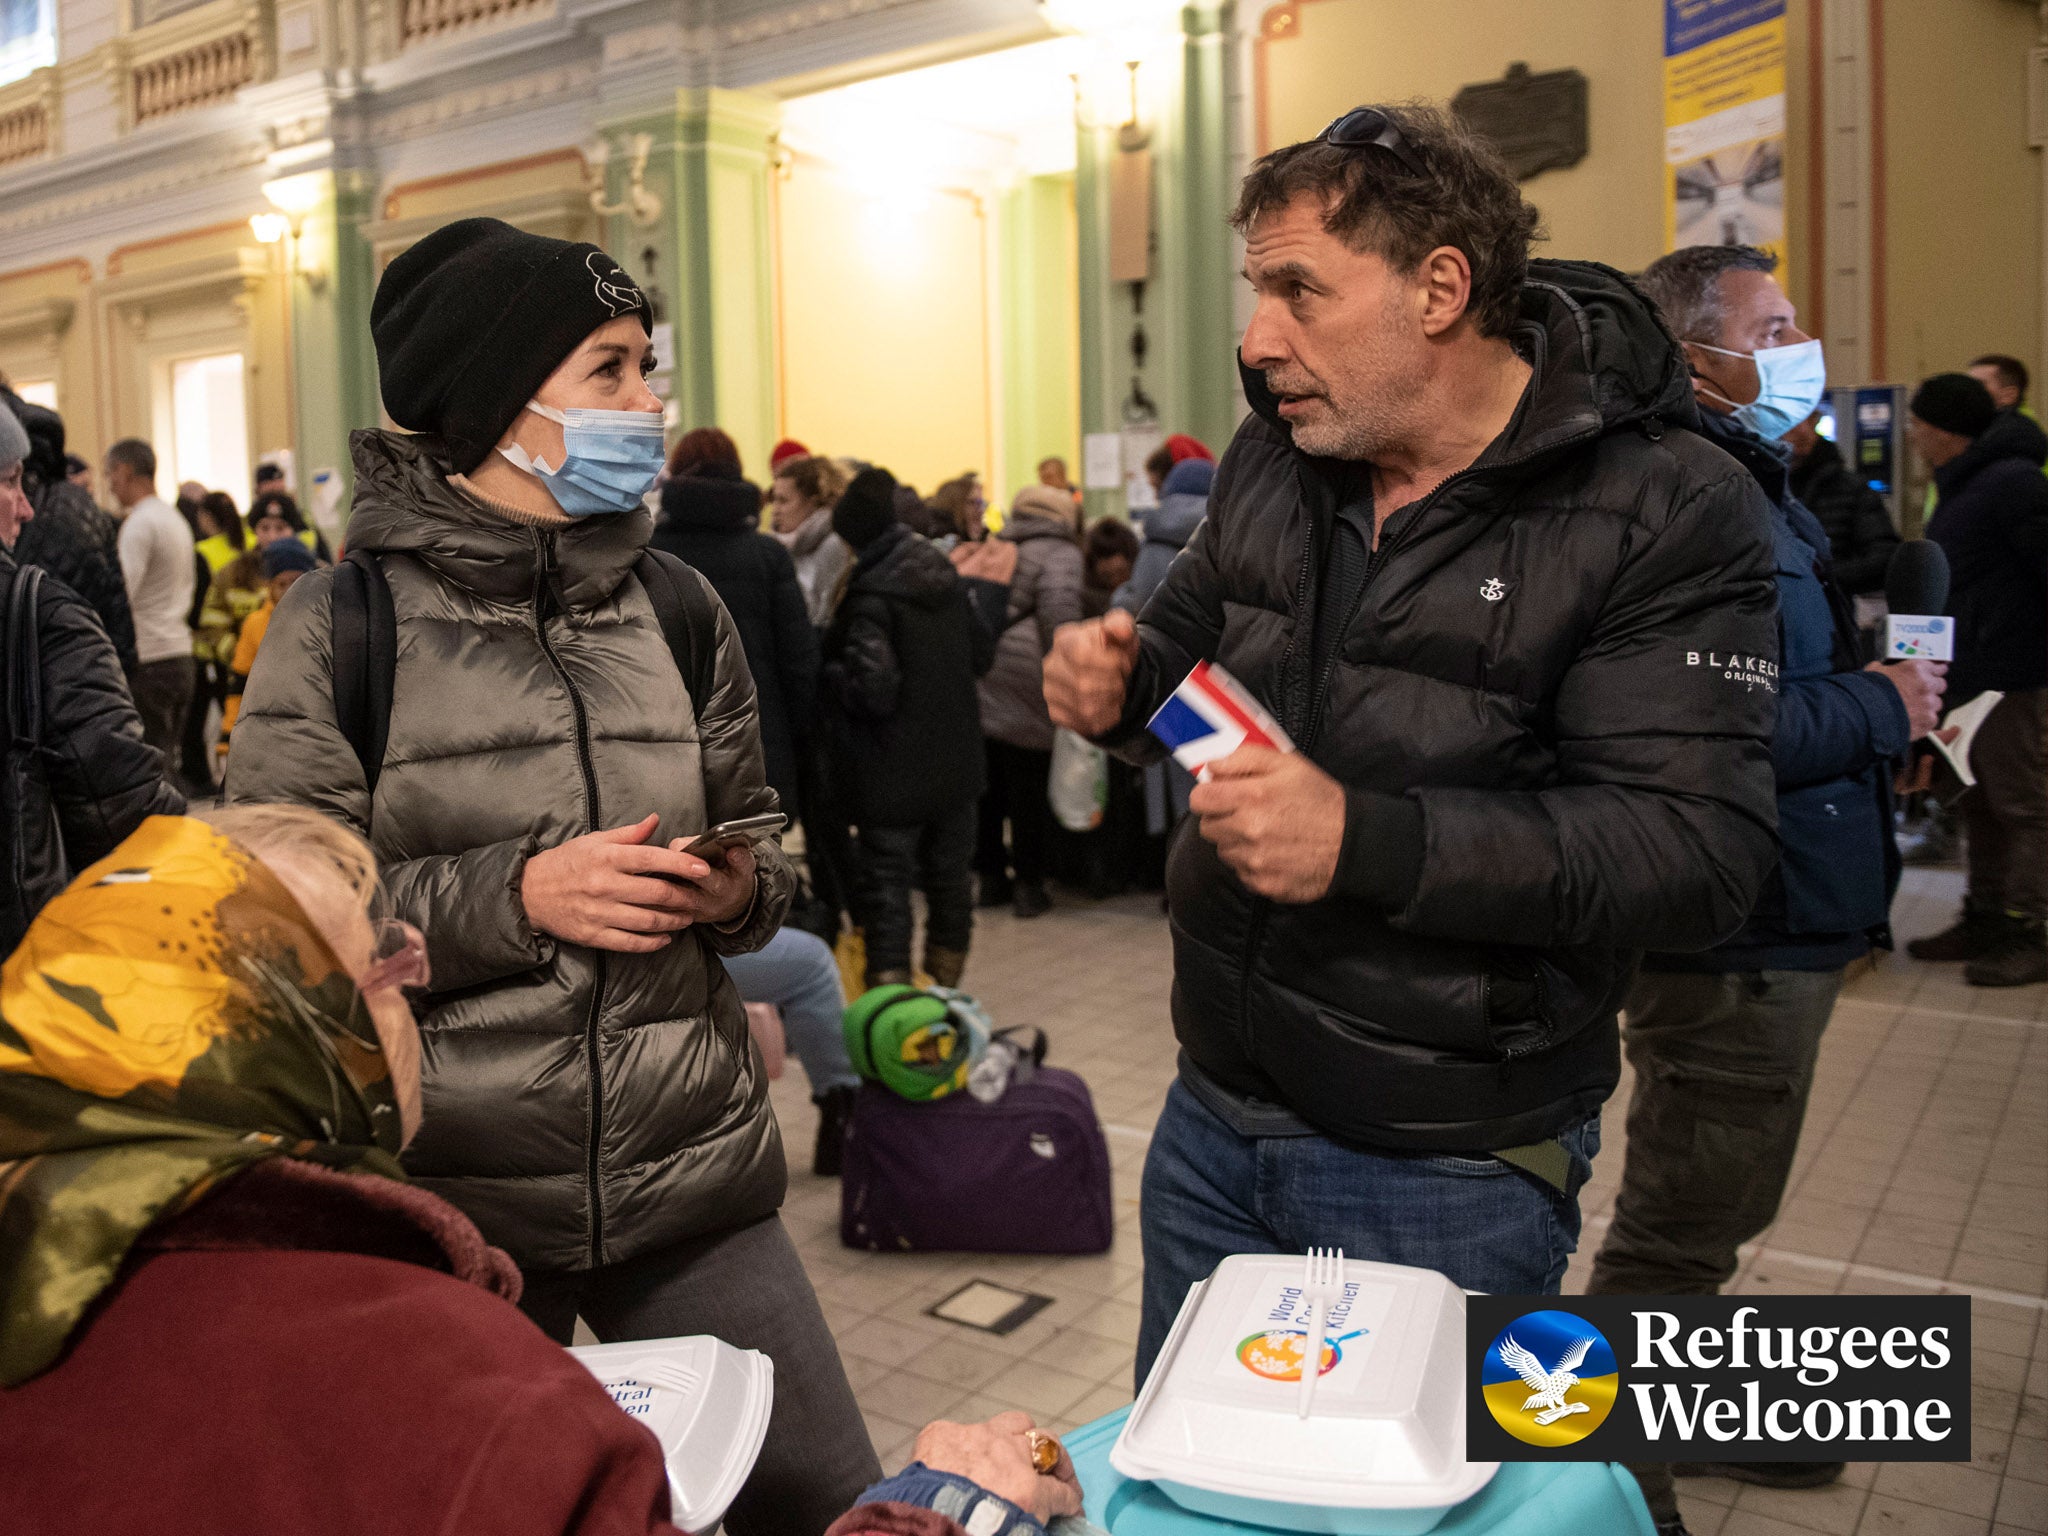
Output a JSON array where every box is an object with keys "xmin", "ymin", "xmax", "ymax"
[
  {"xmin": 226, "ymin": 218, "xmax": 877, "ymax": 1536},
  {"xmin": 968, "ymin": 485, "xmax": 1083, "ymax": 917}
]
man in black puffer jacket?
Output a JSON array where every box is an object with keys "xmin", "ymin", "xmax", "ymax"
[
  {"xmin": 1, "ymin": 384, "xmax": 138, "ymax": 675},
  {"xmin": 1045, "ymin": 106, "xmax": 1779, "ymax": 1392},
  {"xmin": 823, "ymin": 469, "xmax": 994, "ymax": 988}
]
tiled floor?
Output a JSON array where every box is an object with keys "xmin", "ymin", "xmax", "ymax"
[{"xmin": 761, "ymin": 867, "xmax": 2046, "ymax": 1536}]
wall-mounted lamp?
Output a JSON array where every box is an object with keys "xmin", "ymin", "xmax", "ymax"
[
  {"xmin": 588, "ymin": 132, "xmax": 663, "ymax": 228},
  {"xmin": 1041, "ymin": 0, "xmax": 1181, "ymax": 148},
  {"xmin": 248, "ymin": 172, "xmax": 328, "ymax": 292}
]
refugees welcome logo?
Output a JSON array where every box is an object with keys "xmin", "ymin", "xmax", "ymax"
[
  {"xmin": 1481, "ymin": 1310, "xmax": 1619, "ymax": 1446},
  {"xmin": 1468, "ymin": 1296, "xmax": 1971, "ymax": 1463}
]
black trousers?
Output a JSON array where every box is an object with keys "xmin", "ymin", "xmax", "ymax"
[
  {"xmin": 857, "ymin": 800, "xmax": 976, "ymax": 976},
  {"xmin": 798, "ymin": 741, "xmax": 859, "ymax": 930},
  {"xmin": 519, "ymin": 1214, "xmax": 880, "ymax": 1536},
  {"xmin": 129, "ymin": 656, "xmax": 195, "ymax": 783},
  {"xmin": 975, "ymin": 738, "xmax": 1053, "ymax": 886},
  {"xmin": 1965, "ymin": 688, "xmax": 2048, "ymax": 920}
]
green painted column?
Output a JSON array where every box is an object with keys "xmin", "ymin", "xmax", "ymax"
[
  {"xmin": 1172, "ymin": 1, "xmax": 1240, "ymax": 452},
  {"xmin": 999, "ymin": 172, "xmax": 1082, "ymax": 505},
  {"xmin": 287, "ymin": 168, "xmax": 381, "ymax": 534},
  {"xmin": 1073, "ymin": 2, "xmax": 1241, "ymax": 524}
]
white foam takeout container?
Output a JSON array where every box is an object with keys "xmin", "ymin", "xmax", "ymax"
[
  {"xmin": 570, "ymin": 1334, "xmax": 775, "ymax": 1534},
  {"xmin": 1109, "ymin": 1255, "xmax": 1498, "ymax": 1536}
]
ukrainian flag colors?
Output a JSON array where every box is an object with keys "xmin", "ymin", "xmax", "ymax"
[{"xmin": 1480, "ymin": 1309, "xmax": 1620, "ymax": 1447}]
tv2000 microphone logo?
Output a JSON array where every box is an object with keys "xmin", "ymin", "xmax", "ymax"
[{"xmin": 1468, "ymin": 1296, "xmax": 1970, "ymax": 1463}]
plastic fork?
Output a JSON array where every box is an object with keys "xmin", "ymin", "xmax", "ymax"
[{"xmin": 1296, "ymin": 1246, "xmax": 1343, "ymax": 1419}]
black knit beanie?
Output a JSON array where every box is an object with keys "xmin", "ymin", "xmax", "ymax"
[
  {"xmin": 834, "ymin": 468, "xmax": 898, "ymax": 550},
  {"xmin": 1910, "ymin": 373, "xmax": 1997, "ymax": 440},
  {"xmin": 371, "ymin": 218, "xmax": 653, "ymax": 473}
]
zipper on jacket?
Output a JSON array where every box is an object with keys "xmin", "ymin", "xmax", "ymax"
[
  {"xmin": 1234, "ymin": 426, "xmax": 1594, "ymax": 1058},
  {"xmin": 532, "ymin": 532, "xmax": 611, "ymax": 1268}
]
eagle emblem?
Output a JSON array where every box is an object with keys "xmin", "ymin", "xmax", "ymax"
[{"xmin": 1498, "ymin": 1331, "xmax": 1596, "ymax": 1425}]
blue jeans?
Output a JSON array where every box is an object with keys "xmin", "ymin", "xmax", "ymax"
[
  {"xmin": 720, "ymin": 926, "xmax": 860, "ymax": 1096},
  {"xmin": 1136, "ymin": 1076, "xmax": 1600, "ymax": 1391}
]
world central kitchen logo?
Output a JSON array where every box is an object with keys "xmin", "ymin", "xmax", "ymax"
[
  {"xmin": 1481, "ymin": 1310, "xmax": 1620, "ymax": 1445},
  {"xmin": 1467, "ymin": 1296, "xmax": 1972, "ymax": 1464}
]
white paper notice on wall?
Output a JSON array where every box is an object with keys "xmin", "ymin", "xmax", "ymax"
[{"xmin": 1083, "ymin": 432, "xmax": 1123, "ymax": 491}]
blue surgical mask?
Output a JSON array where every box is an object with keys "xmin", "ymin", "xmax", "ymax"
[
  {"xmin": 1695, "ymin": 338, "xmax": 1827, "ymax": 442},
  {"xmin": 498, "ymin": 400, "xmax": 665, "ymax": 516}
]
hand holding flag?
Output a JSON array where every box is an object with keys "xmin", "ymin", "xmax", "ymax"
[{"xmin": 1150, "ymin": 663, "xmax": 1342, "ymax": 904}]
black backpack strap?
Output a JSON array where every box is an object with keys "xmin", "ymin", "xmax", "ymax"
[
  {"xmin": 636, "ymin": 548, "xmax": 721, "ymax": 713},
  {"xmin": 330, "ymin": 547, "xmax": 396, "ymax": 798},
  {"xmin": 8, "ymin": 563, "xmax": 45, "ymax": 754}
]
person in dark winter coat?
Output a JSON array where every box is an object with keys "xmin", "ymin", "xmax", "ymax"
[
  {"xmin": 1585, "ymin": 247, "xmax": 1946, "ymax": 1524},
  {"xmin": 0, "ymin": 404, "xmax": 182, "ymax": 954},
  {"xmin": 1906, "ymin": 375, "xmax": 2048, "ymax": 987},
  {"xmin": 1785, "ymin": 411, "xmax": 1899, "ymax": 598},
  {"xmin": 0, "ymin": 383, "xmax": 139, "ymax": 674},
  {"xmin": 652, "ymin": 428, "xmax": 818, "ymax": 822},
  {"xmin": 1114, "ymin": 456, "xmax": 1212, "ymax": 615},
  {"xmin": 1043, "ymin": 108, "xmax": 1780, "ymax": 1415},
  {"xmin": 823, "ymin": 468, "xmax": 995, "ymax": 987}
]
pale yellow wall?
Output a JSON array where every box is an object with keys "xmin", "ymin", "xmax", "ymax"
[
  {"xmin": 1881, "ymin": 0, "xmax": 2040, "ymax": 390},
  {"xmin": 775, "ymin": 155, "xmax": 993, "ymax": 495},
  {"xmin": 1256, "ymin": 0, "xmax": 1668, "ymax": 275}
]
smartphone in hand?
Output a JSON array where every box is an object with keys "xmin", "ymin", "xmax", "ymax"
[{"xmin": 679, "ymin": 813, "xmax": 787, "ymax": 870}]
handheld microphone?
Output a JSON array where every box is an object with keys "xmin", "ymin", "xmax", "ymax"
[{"xmin": 1882, "ymin": 540, "xmax": 1953, "ymax": 661}]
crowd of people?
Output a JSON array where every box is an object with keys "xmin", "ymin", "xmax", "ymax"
[{"xmin": 0, "ymin": 96, "xmax": 2043, "ymax": 1536}]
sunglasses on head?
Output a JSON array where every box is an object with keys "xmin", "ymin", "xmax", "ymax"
[{"xmin": 1317, "ymin": 107, "xmax": 1426, "ymax": 179}]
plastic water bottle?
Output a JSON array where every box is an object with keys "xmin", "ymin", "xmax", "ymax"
[{"xmin": 967, "ymin": 1036, "xmax": 1036, "ymax": 1103}]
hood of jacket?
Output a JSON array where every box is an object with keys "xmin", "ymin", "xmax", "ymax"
[
  {"xmin": 1938, "ymin": 406, "xmax": 2048, "ymax": 497},
  {"xmin": 1237, "ymin": 258, "xmax": 1700, "ymax": 480},
  {"xmin": 0, "ymin": 386, "xmax": 66, "ymax": 486},
  {"xmin": 849, "ymin": 522, "xmax": 960, "ymax": 607},
  {"xmin": 1142, "ymin": 487, "xmax": 1211, "ymax": 552},
  {"xmin": 1002, "ymin": 508, "xmax": 1078, "ymax": 546},
  {"xmin": 659, "ymin": 468, "xmax": 763, "ymax": 534},
  {"xmin": 346, "ymin": 428, "xmax": 650, "ymax": 611}
]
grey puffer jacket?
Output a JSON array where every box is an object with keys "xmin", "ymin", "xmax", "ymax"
[
  {"xmin": 228, "ymin": 430, "xmax": 795, "ymax": 1274},
  {"xmin": 978, "ymin": 512, "xmax": 1084, "ymax": 752}
]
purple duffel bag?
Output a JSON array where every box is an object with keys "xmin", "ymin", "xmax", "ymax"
[{"xmin": 840, "ymin": 1068, "xmax": 1115, "ymax": 1254}]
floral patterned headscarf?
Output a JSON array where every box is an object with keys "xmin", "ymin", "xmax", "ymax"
[{"xmin": 0, "ymin": 815, "xmax": 406, "ymax": 1385}]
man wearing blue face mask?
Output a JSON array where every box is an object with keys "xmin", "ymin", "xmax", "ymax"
[
  {"xmin": 1585, "ymin": 246, "xmax": 1947, "ymax": 1530},
  {"xmin": 226, "ymin": 218, "xmax": 881, "ymax": 1536}
]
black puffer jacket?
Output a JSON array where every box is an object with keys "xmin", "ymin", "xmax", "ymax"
[
  {"xmin": 1, "ymin": 387, "xmax": 138, "ymax": 675},
  {"xmin": 1105, "ymin": 261, "xmax": 1780, "ymax": 1151},
  {"xmin": 1788, "ymin": 435, "xmax": 1899, "ymax": 598},
  {"xmin": 652, "ymin": 470, "xmax": 818, "ymax": 819},
  {"xmin": 823, "ymin": 523, "xmax": 994, "ymax": 826},
  {"xmin": 1, "ymin": 548, "xmax": 182, "ymax": 952},
  {"xmin": 1925, "ymin": 408, "xmax": 2048, "ymax": 700}
]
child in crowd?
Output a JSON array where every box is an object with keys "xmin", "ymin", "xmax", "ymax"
[{"xmin": 217, "ymin": 538, "xmax": 317, "ymax": 757}]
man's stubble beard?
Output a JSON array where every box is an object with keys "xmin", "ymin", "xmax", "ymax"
[{"xmin": 1281, "ymin": 300, "xmax": 1424, "ymax": 463}]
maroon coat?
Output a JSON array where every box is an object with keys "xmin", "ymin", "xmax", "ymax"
[
  {"xmin": 0, "ymin": 1159, "xmax": 686, "ymax": 1536},
  {"xmin": 0, "ymin": 1158, "xmax": 991, "ymax": 1536}
]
